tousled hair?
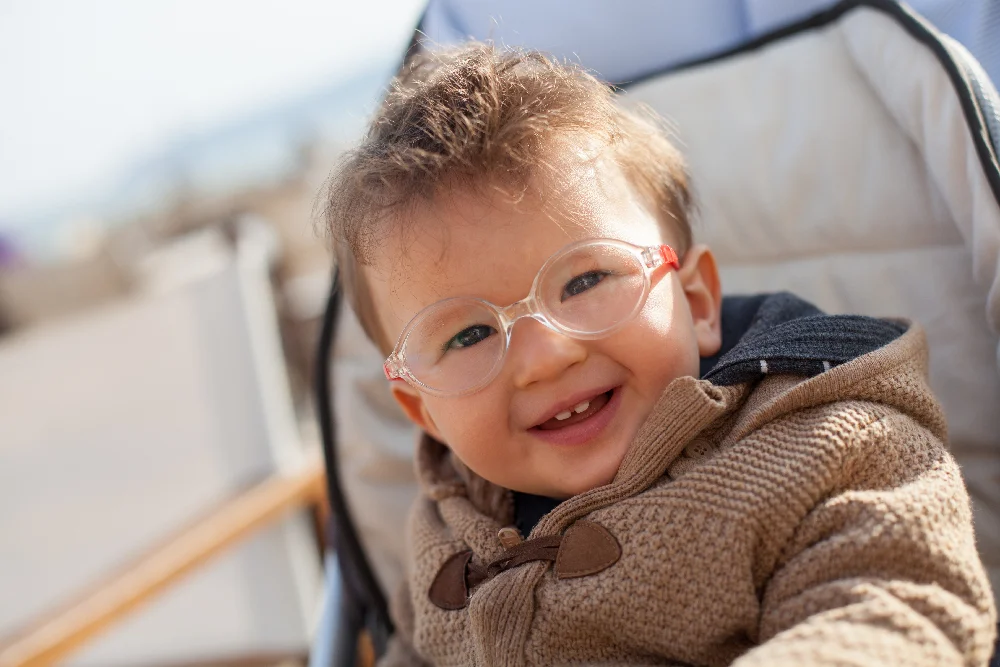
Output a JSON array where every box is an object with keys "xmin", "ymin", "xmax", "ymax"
[{"xmin": 321, "ymin": 42, "xmax": 693, "ymax": 353}]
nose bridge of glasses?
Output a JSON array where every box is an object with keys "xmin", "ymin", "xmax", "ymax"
[{"xmin": 497, "ymin": 296, "xmax": 554, "ymax": 337}]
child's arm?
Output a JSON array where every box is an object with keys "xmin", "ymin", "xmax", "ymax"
[{"xmin": 734, "ymin": 411, "xmax": 997, "ymax": 667}]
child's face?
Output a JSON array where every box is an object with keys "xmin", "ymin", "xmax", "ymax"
[{"xmin": 368, "ymin": 154, "xmax": 722, "ymax": 499}]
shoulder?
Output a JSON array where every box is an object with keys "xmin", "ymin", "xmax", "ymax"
[
  {"xmin": 732, "ymin": 395, "xmax": 955, "ymax": 496},
  {"xmin": 640, "ymin": 397, "xmax": 952, "ymax": 518}
]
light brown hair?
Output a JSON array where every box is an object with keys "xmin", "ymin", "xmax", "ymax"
[{"xmin": 322, "ymin": 42, "xmax": 693, "ymax": 353}]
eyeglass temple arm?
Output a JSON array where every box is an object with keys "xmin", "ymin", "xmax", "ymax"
[{"xmin": 643, "ymin": 244, "xmax": 680, "ymax": 270}]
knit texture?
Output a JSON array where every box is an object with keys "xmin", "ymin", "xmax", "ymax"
[{"xmin": 382, "ymin": 323, "xmax": 997, "ymax": 666}]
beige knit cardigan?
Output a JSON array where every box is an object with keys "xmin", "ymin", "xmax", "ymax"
[{"xmin": 381, "ymin": 324, "xmax": 998, "ymax": 666}]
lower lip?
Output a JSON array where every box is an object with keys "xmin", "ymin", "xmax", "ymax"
[{"xmin": 529, "ymin": 387, "xmax": 623, "ymax": 447}]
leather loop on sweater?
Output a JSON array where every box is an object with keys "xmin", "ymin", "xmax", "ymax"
[
  {"xmin": 485, "ymin": 535, "xmax": 562, "ymax": 578},
  {"xmin": 429, "ymin": 521, "xmax": 622, "ymax": 610},
  {"xmin": 555, "ymin": 520, "xmax": 622, "ymax": 579},
  {"xmin": 427, "ymin": 550, "xmax": 473, "ymax": 610}
]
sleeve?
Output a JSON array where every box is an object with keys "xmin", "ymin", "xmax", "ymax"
[{"xmin": 733, "ymin": 413, "xmax": 998, "ymax": 667}]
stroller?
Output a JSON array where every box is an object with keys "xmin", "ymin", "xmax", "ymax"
[{"xmin": 313, "ymin": 1, "xmax": 1000, "ymax": 664}]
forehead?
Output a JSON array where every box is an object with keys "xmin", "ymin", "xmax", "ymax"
[{"xmin": 365, "ymin": 154, "xmax": 668, "ymax": 340}]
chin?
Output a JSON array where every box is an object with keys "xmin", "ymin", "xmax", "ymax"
[{"xmin": 554, "ymin": 466, "xmax": 619, "ymax": 498}]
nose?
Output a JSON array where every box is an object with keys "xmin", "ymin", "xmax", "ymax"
[{"xmin": 508, "ymin": 318, "xmax": 588, "ymax": 389}]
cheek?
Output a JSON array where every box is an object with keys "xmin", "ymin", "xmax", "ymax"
[
  {"xmin": 423, "ymin": 391, "xmax": 510, "ymax": 466},
  {"xmin": 612, "ymin": 283, "xmax": 701, "ymax": 384}
]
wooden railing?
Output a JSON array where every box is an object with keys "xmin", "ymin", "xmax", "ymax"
[{"xmin": 0, "ymin": 455, "xmax": 327, "ymax": 667}]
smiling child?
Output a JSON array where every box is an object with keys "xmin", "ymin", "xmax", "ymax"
[{"xmin": 323, "ymin": 43, "xmax": 996, "ymax": 666}]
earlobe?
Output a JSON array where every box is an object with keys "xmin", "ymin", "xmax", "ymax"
[
  {"xmin": 390, "ymin": 381, "xmax": 444, "ymax": 440},
  {"xmin": 678, "ymin": 244, "xmax": 723, "ymax": 357}
]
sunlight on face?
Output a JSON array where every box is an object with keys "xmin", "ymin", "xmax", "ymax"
[{"xmin": 367, "ymin": 153, "xmax": 707, "ymax": 498}]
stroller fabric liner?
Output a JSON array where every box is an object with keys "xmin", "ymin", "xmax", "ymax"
[{"xmin": 624, "ymin": 1, "xmax": 1000, "ymax": 597}]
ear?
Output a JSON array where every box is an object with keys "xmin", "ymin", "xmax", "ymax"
[
  {"xmin": 677, "ymin": 244, "xmax": 722, "ymax": 357},
  {"xmin": 390, "ymin": 380, "xmax": 445, "ymax": 441}
]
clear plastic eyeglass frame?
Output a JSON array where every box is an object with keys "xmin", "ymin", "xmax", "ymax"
[{"xmin": 383, "ymin": 238, "xmax": 680, "ymax": 397}]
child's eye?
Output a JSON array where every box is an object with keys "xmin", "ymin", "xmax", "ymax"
[
  {"xmin": 562, "ymin": 271, "xmax": 610, "ymax": 301},
  {"xmin": 444, "ymin": 324, "xmax": 497, "ymax": 351}
]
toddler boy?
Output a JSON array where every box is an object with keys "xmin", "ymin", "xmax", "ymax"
[{"xmin": 323, "ymin": 43, "xmax": 997, "ymax": 666}]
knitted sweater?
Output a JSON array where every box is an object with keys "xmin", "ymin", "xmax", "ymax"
[{"xmin": 383, "ymin": 298, "xmax": 997, "ymax": 666}]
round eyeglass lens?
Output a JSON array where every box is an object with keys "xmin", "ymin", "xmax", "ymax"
[
  {"xmin": 401, "ymin": 298, "xmax": 506, "ymax": 394},
  {"xmin": 539, "ymin": 242, "xmax": 647, "ymax": 335}
]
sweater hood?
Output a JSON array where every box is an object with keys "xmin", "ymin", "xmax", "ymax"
[
  {"xmin": 699, "ymin": 292, "xmax": 945, "ymax": 441},
  {"xmin": 702, "ymin": 292, "xmax": 907, "ymax": 385}
]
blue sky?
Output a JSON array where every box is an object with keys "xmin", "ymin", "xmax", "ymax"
[{"xmin": 0, "ymin": 0, "xmax": 425, "ymax": 232}]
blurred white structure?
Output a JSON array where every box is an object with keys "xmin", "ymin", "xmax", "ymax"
[{"xmin": 0, "ymin": 219, "xmax": 321, "ymax": 666}]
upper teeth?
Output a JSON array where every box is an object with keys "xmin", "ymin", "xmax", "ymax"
[{"xmin": 555, "ymin": 401, "xmax": 590, "ymax": 421}]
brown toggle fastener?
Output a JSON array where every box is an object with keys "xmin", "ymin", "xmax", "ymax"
[
  {"xmin": 428, "ymin": 520, "xmax": 621, "ymax": 610},
  {"xmin": 497, "ymin": 526, "xmax": 523, "ymax": 549}
]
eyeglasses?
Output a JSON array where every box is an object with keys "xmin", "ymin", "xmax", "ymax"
[{"xmin": 383, "ymin": 238, "xmax": 679, "ymax": 397}]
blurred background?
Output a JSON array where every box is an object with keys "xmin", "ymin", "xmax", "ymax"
[
  {"xmin": 0, "ymin": 1, "xmax": 422, "ymax": 665},
  {"xmin": 3, "ymin": 1, "xmax": 1000, "ymax": 666}
]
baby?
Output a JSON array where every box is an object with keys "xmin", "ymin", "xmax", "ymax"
[{"xmin": 323, "ymin": 43, "xmax": 997, "ymax": 666}]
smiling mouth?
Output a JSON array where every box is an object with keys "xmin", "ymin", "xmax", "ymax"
[{"xmin": 535, "ymin": 389, "xmax": 614, "ymax": 430}]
